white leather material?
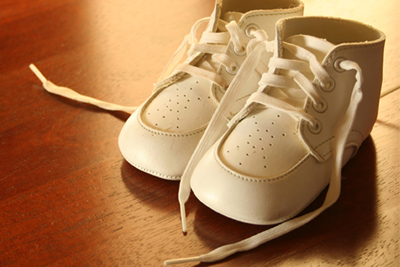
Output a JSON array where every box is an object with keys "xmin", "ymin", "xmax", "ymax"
[
  {"xmin": 119, "ymin": 108, "xmax": 204, "ymax": 180},
  {"xmin": 215, "ymin": 9, "xmax": 305, "ymax": 114},
  {"xmin": 191, "ymin": 141, "xmax": 331, "ymax": 225},
  {"xmin": 293, "ymin": 22, "xmax": 386, "ymax": 161},
  {"xmin": 190, "ymin": 16, "xmax": 385, "ymax": 224},
  {"xmin": 143, "ymin": 76, "xmax": 217, "ymax": 133},
  {"xmin": 220, "ymin": 108, "xmax": 308, "ymax": 177},
  {"xmin": 119, "ymin": 0, "xmax": 305, "ymax": 180}
]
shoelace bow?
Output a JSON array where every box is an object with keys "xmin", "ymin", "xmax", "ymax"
[
  {"xmin": 169, "ymin": 38, "xmax": 363, "ymax": 265},
  {"xmin": 29, "ymin": 17, "xmax": 247, "ymax": 113}
]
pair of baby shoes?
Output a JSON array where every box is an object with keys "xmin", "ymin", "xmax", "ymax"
[
  {"xmin": 118, "ymin": 0, "xmax": 304, "ymax": 180},
  {"xmin": 30, "ymin": 0, "xmax": 386, "ymax": 265}
]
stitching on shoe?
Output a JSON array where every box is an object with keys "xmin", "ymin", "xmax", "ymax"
[
  {"xmin": 136, "ymin": 107, "xmax": 207, "ymax": 137},
  {"xmin": 123, "ymin": 156, "xmax": 181, "ymax": 181},
  {"xmin": 215, "ymin": 128, "xmax": 363, "ymax": 183},
  {"xmin": 215, "ymin": 144, "xmax": 311, "ymax": 183},
  {"xmin": 313, "ymin": 129, "xmax": 363, "ymax": 151},
  {"xmin": 319, "ymin": 129, "xmax": 364, "ymax": 158},
  {"xmin": 154, "ymin": 53, "xmax": 206, "ymax": 92},
  {"xmin": 301, "ymin": 44, "xmax": 377, "ymax": 154},
  {"xmin": 239, "ymin": 9, "xmax": 305, "ymax": 29},
  {"xmin": 324, "ymin": 42, "xmax": 385, "ymax": 67},
  {"xmin": 154, "ymin": 3, "xmax": 229, "ymax": 92}
]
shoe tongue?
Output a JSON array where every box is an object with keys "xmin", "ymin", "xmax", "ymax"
[
  {"xmin": 285, "ymin": 34, "xmax": 335, "ymax": 63},
  {"xmin": 221, "ymin": 11, "xmax": 243, "ymax": 23}
]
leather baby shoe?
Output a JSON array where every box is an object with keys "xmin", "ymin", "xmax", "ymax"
[
  {"xmin": 169, "ymin": 16, "xmax": 385, "ymax": 264},
  {"xmin": 118, "ymin": 0, "xmax": 304, "ymax": 180}
]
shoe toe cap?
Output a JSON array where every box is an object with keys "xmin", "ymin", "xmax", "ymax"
[
  {"xmin": 190, "ymin": 141, "xmax": 330, "ymax": 225},
  {"xmin": 119, "ymin": 108, "xmax": 205, "ymax": 180}
]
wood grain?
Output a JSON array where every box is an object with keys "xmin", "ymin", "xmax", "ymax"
[{"xmin": 0, "ymin": 0, "xmax": 399, "ymax": 266}]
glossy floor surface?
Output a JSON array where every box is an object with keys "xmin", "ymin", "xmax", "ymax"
[{"xmin": 0, "ymin": 0, "xmax": 399, "ymax": 266}]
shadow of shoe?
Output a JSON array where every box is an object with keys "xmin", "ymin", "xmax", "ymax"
[
  {"xmin": 191, "ymin": 136, "xmax": 378, "ymax": 266},
  {"xmin": 120, "ymin": 160, "xmax": 180, "ymax": 212}
]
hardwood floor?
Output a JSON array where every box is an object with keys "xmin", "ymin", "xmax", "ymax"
[{"xmin": 0, "ymin": 0, "xmax": 398, "ymax": 266}]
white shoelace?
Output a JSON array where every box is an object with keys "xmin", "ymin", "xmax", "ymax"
[
  {"xmin": 29, "ymin": 19, "xmax": 364, "ymax": 266},
  {"xmin": 157, "ymin": 17, "xmax": 250, "ymax": 90},
  {"xmin": 30, "ymin": 17, "xmax": 248, "ymax": 114},
  {"xmin": 167, "ymin": 38, "xmax": 363, "ymax": 265},
  {"xmin": 29, "ymin": 64, "xmax": 138, "ymax": 113},
  {"xmin": 177, "ymin": 30, "xmax": 274, "ymax": 234}
]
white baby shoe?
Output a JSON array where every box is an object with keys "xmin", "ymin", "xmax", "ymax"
[
  {"xmin": 169, "ymin": 16, "xmax": 385, "ymax": 264},
  {"xmin": 118, "ymin": 0, "xmax": 304, "ymax": 180}
]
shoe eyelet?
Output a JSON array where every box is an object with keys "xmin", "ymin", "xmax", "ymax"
[
  {"xmin": 225, "ymin": 62, "xmax": 239, "ymax": 75},
  {"xmin": 234, "ymin": 46, "xmax": 246, "ymax": 56},
  {"xmin": 313, "ymin": 98, "xmax": 328, "ymax": 113},
  {"xmin": 245, "ymin": 23, "xmax": 259, "ymax": 38},
  {"xmin": 308, "ymin": 119, "xmax": 322, "ymax": 134},
  {"xmin": 319, "ymin": 77, "xmax": 335, "ymax": 92},
  {"xmin": 334, "ymin": 57, "xmax": 347, "ymax": 73}
]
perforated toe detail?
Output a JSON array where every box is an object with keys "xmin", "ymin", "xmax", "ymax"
[
  {"xmin": 220, "ymin": 109, "xmax": 308, "ymax": 178},
  {"xmin": 143, "ymin": 76, "xmax": 217, "ymax": 133}
]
